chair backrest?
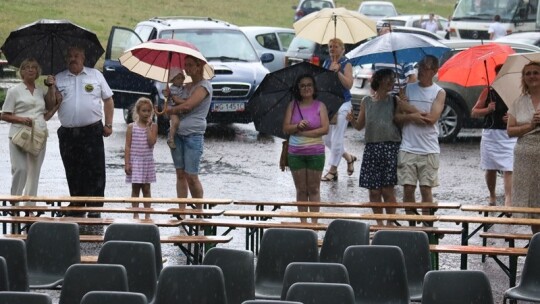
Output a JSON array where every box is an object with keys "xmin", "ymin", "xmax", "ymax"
[
  {"xmin": 0, "ymin": 291, "xmax": 52, "ymax": 304},
  {"xmin": 98, "ymin": 240, "xmax": 157, "ymax": 301},
  {"xmin": 81, "ymin": 291, "xmax": 147, "ymax": 304},
  {"xmin": 343, "ymin": 245, "xmax": 409, "ymax": 304},
  {"xmin": 58, "ymin": 264, "xmax": 129, "ymax": 304},
  {"xmin": 255, "ymin": 228, "xmax": 319, "ymax": 299},
  {"xmin": 153, "ymin": 265, "xmax": 227, "ymax": 304},
  {"xmin": 0, "ymin": 257, "xmax": 8, "ymax": 292},
  {"xmin": 26, "ymin": 222, "xmax": 80, "ymax": 288},
  {"xmin": 371, "ymin": 230, "xmax": 431, "ymax": 301},
  {"xmin": 319, "ymin": 219, "xmax": 370, "ymax": 263},
  {"xmin": 281, "ymin": 262, "xmax": 349, "ymax": 300},
  {"xmin": 285, "ymin": 282, "xmax": 356, "ymax": 304},
  {"xmin": 242, "ymin": 301, "xmax": 302, "ymax": 304},
  {"xmin": 0, "ymin": 239, "xmax": 29, "ymax": 291},
  {"xmin": 104, "ymin": 223, "xmax": 163, "ymax": 273},
  {"xmin": 422, "ymin": 270, "xmax": 494, "ymax": 304},
  {"xmin": 203, "ymin": 247, "xmax": 255, "ymax": 304},
  {"xmin": 515, "ymin": 232, "xmax": 540, "ymax": 291}
]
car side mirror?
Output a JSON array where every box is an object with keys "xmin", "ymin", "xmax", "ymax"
[{"xmin": 261, "ymin": 53, "xmax": 274, "ymax": 63}]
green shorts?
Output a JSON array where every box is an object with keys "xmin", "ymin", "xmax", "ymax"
[{"xmin": 288, "ymin": 154, "xmax": 325, "ymax": 171}]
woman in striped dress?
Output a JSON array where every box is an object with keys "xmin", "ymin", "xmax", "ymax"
[{"xmin": 125, "ymin": 97, "xmax": 158, "ymax": 219}]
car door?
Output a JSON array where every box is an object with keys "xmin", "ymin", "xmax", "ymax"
[
  {"xmin": 255, "ymin": 31, "xmax": 294, "ymax": 72},
  {"xmin": 103, "ymin": 26, "xmax": 155, "ymax": 111}
]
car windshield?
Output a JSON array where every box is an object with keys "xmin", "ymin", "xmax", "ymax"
[
  {"xmin": 301, "ymin": 0, "xmax": 334, "ymax": 9},
  {"xmin": 453, "ymin": 0, "xmax": 538, "ymax": 21},
  {"xmin": 360, "ymin": 4, "xmax": 397, "ymax": 17},
  {"xmin": 160, "ymin": 29, "xmax": 260, "ymax": 62}
]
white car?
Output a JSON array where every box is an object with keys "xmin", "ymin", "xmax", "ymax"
[
  {"xmin": 241, "ymin": 26, "xmax": 296, "ymax": 72},
  {"xmin": 379, "ymin": 14, "xmax": 449, "ymax": 39},
  {"xmin": 357, "ymin": 1, "xmax": 398, "ymax": 22}
]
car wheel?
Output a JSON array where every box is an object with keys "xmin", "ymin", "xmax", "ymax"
[
  {"xmin": 123, "ymin": 104, "xmax": 134, "ymax": 124},
  {"xmin": 438, "ymin": 98, "xmax": 463, "ymax": 142}
]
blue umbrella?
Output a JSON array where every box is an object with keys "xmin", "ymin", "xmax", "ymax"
[{"xmin": 346, "ymin": 32, "xmax": 450, "ymax": 66}]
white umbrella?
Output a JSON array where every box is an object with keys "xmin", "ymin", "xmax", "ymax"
[
  {"xmin": 492, "ymin": 52, "xmax": 540, "ymax": 109},
  {"xmin": 293, "ymin": 7, "xmax": 377, "ymax": 44}
]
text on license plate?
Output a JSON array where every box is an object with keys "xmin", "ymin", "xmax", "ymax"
[{"xmin": 212, "ymin": 103, "xmax": 245, "ymax": 112}]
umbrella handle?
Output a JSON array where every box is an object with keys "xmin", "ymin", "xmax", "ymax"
[
  {"xmin": 155, "ymin": 51, "xmax": 173, "ymax": 116},
  {"xmin": 155, "ymin": 83, "xmax": 169, "ymax": 116}
]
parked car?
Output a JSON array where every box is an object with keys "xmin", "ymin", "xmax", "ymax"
[
  {"xmin": 241, "ymin": 26, "xmax": 295, "ymax": 72},
  {"xmin": 292, "ymin": 0, "xmax": 335, "ymax": 21},
  {"xmin": 379, "ymin": 14, "xmax": 449, "ymax": 39},
  {"xmin": 495, "ymin": 31, "xmax": 540, "ymax": 47},
  {"xmin": 350, "ymin": 38, "xmax": 540, "ymax": 142},
  {"xmin": 103, "ymin": 17, "xmax": 271, "ymax": 132},
  {"xmin": 357, "ymin": 1, "xmax": 398, "ymax": 22}
]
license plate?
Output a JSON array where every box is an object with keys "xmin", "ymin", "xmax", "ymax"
[{"xmin": 212, "ymin": 103, "xmax": 245, "ymax": 112}]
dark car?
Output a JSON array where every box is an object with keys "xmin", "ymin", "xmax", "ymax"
[{"xmin": 293, "ymin": 0, "xmax": 335, "ymax": 21}]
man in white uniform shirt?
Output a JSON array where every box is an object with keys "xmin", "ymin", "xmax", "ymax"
[
  {"xmin": 489, "ymin": 15, "xmax": 507, "ymax": 40},
  {"xmin": 45, "ymin": 46, "xmax": 114, "ymax": 217},
  {"xmin": 421, "ymin": 13, "xmax": 439, "ymax": 34},
  {"xmin": 395, "ymin": 55, "xmax": 446, "ymax": 215}
]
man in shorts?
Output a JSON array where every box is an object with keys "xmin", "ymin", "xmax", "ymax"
[{"xmin": 395, "ymin": 55, "xmax": 446, "ymax": 214}]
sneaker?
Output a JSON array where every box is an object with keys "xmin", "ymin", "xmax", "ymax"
[{"xmin": 167, "ymin": 138, "xmax": 176, "ymax": 149}]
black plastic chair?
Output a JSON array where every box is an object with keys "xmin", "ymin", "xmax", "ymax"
[
  {"xmin": 26, "ymin": 222, "xmax": 80, "ymax": 289},
  {"xmin": 422, "ymin": 270, "xmax": 494, "ymax": 304},
  {"xmin": 504, "ymin": 232, "xmax": 540, "ymax": 304},
  {"xmin": 58, "ymin": 264, "xmax": 129, "ymax": 304},
  {"xmin": 372, "ymin": 230, "xmax": 431, "ymax": 302},
  {"xmin": 319, "ymin": 219, "xmax": 369, "ymax": 263},
  {"xmin": 343, "ymin": 245, "xmax": 409, "ymax": 304},
  {"xmin": 0, "ymin": 239, "xmax": 29, "ymax": 291},
  {"xmin": 0, "ymin": 257, "xmax": 8, "ymax": 292},
  {"xmin": 255, "ymin": 228, "xmax": 319, "ymax": 300},
  {"xmin": 281, "ymin": 262, "xmax": 349, "ymax": 300},
  {"xmin": 104, "ymin": 223, "xmax": 163, "ymax": 273},
  {"xmin": 81, "ymin": 291, "xmax": 147, "ymax": 304},
  {"xmin": 0, "ymin": 291, "xmax": 52, "ymax": 304},
  {"xmin": 153, "ymin": 265, "xmax": 227, "ymax": 304},
  {"xmin": 285, "ymin": 282, "xmax": 355, "ymax": 304},
  {"xmin": 98, "ymin": 240, "xmax": 157, "ymax": 302},
  {"xmin": 203, "ymin": 247, "xmax": 255, "ymax": 304}
]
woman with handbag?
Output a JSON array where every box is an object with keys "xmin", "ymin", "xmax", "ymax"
[
  {"xmin": 282, "ymin": 74, "xmax": 329, "ymax": 223},
  {"xmin": 1, "ymin": 58, "xmax": 58, "ymax": 203}
]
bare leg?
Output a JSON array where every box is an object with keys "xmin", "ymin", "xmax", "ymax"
[
  {"xmin": 175, "ymin": 169, "xmax": 189, "ymax": 209},
  {"xmin": 381, "ymin": 186, "xmax": 397, "ymax": 225},
  {"xmin": 131, "ymin": 184, "xmax": 142, "ymax": 219},
  {"xmin": 485, "ymin": 170, "xmax": 497, "ymax": 205},
  {"xmin": 168, "ymin": 116, "xmax": 179, "ymax": 148},
  {"xmin": 141, "ymin": 183, "xmax": 151, "ymax": 219},
  {"xmin": 419, "ymin": 186, "xmax": 433, "ymax": 226},
  {"xmin": 306, "ymin": 169, "xmax": 323, "ymax": 224},
  {"xmin": 369, "ymin": 189, "xmax": 384, "ymax": 226},
  {"xmin": 186, "ymin": 173, "xmax": 203, "ymax": 209},
  {"xmin": 292, "ymin": 169, "xmax": 308, "ymax": 223},
  {"xmin": 403, "ymin": 184, "xmax": 417, "ymax": 226},
  {"xmin": 503, "ymin": 171, "xmax": 513, "ymax": 207}
]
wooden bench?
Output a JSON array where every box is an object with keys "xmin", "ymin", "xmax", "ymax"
[
  {"xmin": 430, "ymin": 244, "xmax": 527, "ymax": 287},
  {"xmin": 479, "ymin": 232, "xmax": 533, "ymax": 248},
  {"xmin": 1, "ymin": 233, "xmax": 233, "ymax": 264}
]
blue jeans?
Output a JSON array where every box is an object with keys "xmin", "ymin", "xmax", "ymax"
[{"xmin": 170, "ymin": 133, "xmax": 204, "ymax": 174}]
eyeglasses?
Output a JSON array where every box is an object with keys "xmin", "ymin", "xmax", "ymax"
[
  {"xmin": 525, "ymin": 70, "xmax": 540, "ymax": 76},
  {"xmin": 299, "ymin": 83, "xmax": 314, "ymax": 89}
]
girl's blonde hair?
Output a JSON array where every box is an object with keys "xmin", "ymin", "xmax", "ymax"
[
  {"xmin": 132, "ymin": 97, "xmax": 154, "ymax": 123},
  {"xmin": 19, "ymin": 58, "xmax": 41, "ymax": 80},
  {"xmin": 521, "ymin": 62, "xmax": 540, "ymax": 95}
]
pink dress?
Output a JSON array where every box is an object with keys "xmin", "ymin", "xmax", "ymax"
[{"xmin": 126, "ymin": 124, "xmax": 156, "ymax": 184}]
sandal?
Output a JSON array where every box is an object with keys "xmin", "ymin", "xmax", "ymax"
[
  {"xmin": 321, "ymin": 171, "xmax": 338, "ymax": 182},
  {"xmin": 167, "ymin": 138, "xmax": 176, "ymax": 149},
  {"xmin": 347, "ymin": 155, "xmax": 357, "ymax": 176}
]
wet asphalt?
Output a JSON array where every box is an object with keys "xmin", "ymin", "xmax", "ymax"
[{"xmin": 0, "ymin": 104, "xmax": 533, "ymax": 303}]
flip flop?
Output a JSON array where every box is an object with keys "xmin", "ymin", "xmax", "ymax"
[{"xmin": 347, "ymin": 155, "xmax": 357, "ymax": 176}]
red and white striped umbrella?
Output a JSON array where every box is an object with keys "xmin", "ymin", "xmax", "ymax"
[{"xmin": 119, "ymin": 38, "xmax": 214, "ymax": 83}]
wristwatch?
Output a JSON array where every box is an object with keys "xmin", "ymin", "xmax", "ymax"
[{"xmin": 104, "ymin": 124, "xmax": 113, "ymax": 129}]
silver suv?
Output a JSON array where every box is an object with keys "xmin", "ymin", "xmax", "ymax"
[{"xmin": 103, "ymin": 17, "xmax": 271, "ymax": 131}]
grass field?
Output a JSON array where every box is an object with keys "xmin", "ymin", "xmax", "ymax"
[{"xmin": 0, "ymin": 0, "xmax": 454, "ymax": 54}]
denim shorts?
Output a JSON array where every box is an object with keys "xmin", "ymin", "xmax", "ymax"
[{"xmin": 170, "ymin": 133, "xmax": 204, "ymax": 174}]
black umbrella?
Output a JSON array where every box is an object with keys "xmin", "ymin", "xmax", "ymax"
[
  {"xmin": 247, "ymin": 62, "xmax": 344, "ymax": 139},
  {"xmin": 1, "ymin": 19, "xmax": 104, "ymax": 75}
]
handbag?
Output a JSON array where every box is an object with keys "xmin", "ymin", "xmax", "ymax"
[
  {"xmin": 11, "ymin": 121, "xmax": 47, "ymax": 156},
  {"xmin": 279, "ymin": 139, "xmax": 289, "ymax": 172}
]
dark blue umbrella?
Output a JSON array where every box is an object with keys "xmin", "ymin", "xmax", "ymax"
[
  {"xmin": 247, "ymin": 61, "xmax": 344, "ymax": 139},
  {"xmin": 1, "ymin": 19, "xmax": 104, "ymax": 75}
]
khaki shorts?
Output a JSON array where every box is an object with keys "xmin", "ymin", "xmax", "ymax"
[{"xmin": 397, "ymin": 151, "xmax": 439, "ymax": 187}]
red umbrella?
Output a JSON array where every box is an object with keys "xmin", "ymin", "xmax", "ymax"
[
  {"xmin": 438, "ymin": 43, "xmax": 515, "ymax": 87},
  {"xmin": 119, "ymin": 39, "xmax": 214, "ymax": 114}
]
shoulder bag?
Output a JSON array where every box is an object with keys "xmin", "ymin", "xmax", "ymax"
[
  {"xmin": 11, "ymin": 121, "xmax": 47, "ymax": 157},
  {"xmin": 279, "ymin": 101, "xmax": 304, "ymax": 171}
]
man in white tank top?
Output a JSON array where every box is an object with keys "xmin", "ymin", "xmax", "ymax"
[{"xmin": 395, "ymin": 55, "xmax": 446, "ymax": 214}]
